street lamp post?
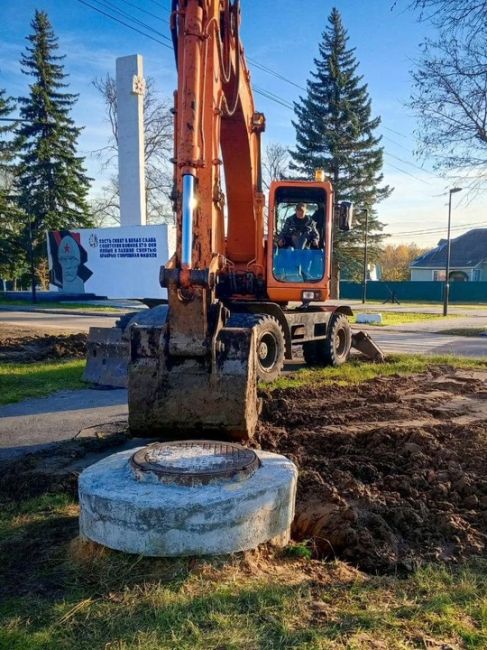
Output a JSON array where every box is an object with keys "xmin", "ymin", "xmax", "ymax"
[
  {"xmin": 362, "ymin": 207, "xmax": 369, "ymax": 304},
  {"xmin": 28, "ymin": 219, "xmax": 37, "ymax": 304},
  {"xmin": 443, "ymin": 187, "xmax": 462, "ymax": 316}
]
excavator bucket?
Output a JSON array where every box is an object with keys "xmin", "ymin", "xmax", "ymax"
[
  {"xmin": 351, "ymin": 331, "xmax": 385, "ymax": 363},
  {"xmin": 83, "ymin": 326, "xmax": 129, "ymax": 388},
  {"xmin": 83, "ymin": 306, "xmax": 169, "ymax": 388},
  {"xmin": 128, "ymin": 320, "xmax": 259, "ymax": 441}
]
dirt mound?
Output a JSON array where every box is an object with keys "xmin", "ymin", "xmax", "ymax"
[
  {"xmin": 255, "ymin": 368, "xmax": 487, "ymax": 573},
  {"xmin": 0, "ymin": 331, "xmax": 87, "ymax": 362}
]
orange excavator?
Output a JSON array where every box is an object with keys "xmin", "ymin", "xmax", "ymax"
[{"xmin": 128, "ymin": 0, "xmax": 383, "ymax": 440}]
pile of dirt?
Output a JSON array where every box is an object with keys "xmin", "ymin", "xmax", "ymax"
[
  {"xmin": 0, "ymin": 329, "xmax": 87, "ymax": 362},
  {"xmin": 255, "ymin": 368, "xmax": 487, "ymax": 573}
]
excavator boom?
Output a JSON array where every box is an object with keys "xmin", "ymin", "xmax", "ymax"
[{"xmin": 129, "ymin": 0, "xmax": 264, "ymax": 438}]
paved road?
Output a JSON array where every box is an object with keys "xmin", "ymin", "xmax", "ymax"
[
  {"xmin": 1, "ymin": 310, "xmax": 485, "ymax": 357},
  {"xmin": 371, "ymin": 330, "xmax": 486, "ymax": 358},
  {"xmin": 0, "ymin": 388, "xmax": 128, "ymax": 459},
  {"xmin": 0, "ymin": 310, "xmax": 120, "ymax": 332}
]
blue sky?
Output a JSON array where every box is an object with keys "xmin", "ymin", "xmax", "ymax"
[{"xmin": 1, "ymin": 0, "xmax": 485, "ymax": 246}]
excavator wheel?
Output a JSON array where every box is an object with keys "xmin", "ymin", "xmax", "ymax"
[
  {"xmin": 303, "ymin": 313, "xmax": 352, "ymax": 368},
  {"xmin": 227, "ymin": 313, "xmax": 285, "ymax": 382},
  {"xmin": 254, "ymin": 316, "xmax": 286, "ymax": 382}
]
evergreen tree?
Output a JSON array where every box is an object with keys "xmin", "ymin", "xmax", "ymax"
[
  {"xmin": 291, "ymin": 8, "xmax": 391, "ymax": 282},
  {"xmin": 0, "ymin": 89, "xmax": 25, "ymax": 286},
  {"xmin": 16, "ymin": 10, "xmax": 92, "ymax": 268}
]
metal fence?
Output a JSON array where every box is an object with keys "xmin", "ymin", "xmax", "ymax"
[{"xmin": 340, "ymin": 281, "xmax": 487, "ymax": 303}]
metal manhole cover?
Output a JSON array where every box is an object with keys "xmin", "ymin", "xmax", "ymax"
[{"xmin": 130, "ymin": 440, "xmax": 260, "ymax": 486}]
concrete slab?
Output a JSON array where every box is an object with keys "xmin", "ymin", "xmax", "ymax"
[{"xmin": 356, "ymin": 313, "xmax": 383, "ymax": 324}]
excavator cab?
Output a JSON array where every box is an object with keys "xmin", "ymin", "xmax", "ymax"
[{"xmin": 266, "ymin": 180, "xmax": 333, "ymax": 305}]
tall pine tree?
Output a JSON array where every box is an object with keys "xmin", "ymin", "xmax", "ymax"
[
  {"xmin": 0, "ymin": 89, "xmax": 25, "ymax": 286},
  {"xmin": 291, "ymin": 8, "xmax": 391, "ymax": 282},
  {"xmin": 16, "ymin": 10, "xmax": 92, "ymax": 269}
]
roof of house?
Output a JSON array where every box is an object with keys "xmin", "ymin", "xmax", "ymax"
[{"xmin": 410, "ymin": 228, "xmax": 487, "ymax": 269}]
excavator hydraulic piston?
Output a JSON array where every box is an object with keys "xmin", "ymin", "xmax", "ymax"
[{"xmin": 181, "ymin": 174, "xmax": 196, "ymax": 267}]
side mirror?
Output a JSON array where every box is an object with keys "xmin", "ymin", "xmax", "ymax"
[{"xmin": 338, "ymin": 201, "xmax": 353, "ymax": 231}]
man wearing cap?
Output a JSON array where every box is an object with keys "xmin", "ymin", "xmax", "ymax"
[{"xmin": 278, "ymin": 203, "xmax": 320, "ymax": 250}]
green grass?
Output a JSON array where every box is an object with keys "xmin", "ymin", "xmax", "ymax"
[
  {"xmin": 283, "ymin": 542, "xmax": 313, "ymax": 560},
  {"xmin": 436, "ymin": 327, "xmax": 487, "ymax": 337},
  {"xmin": 0, "ymin": 494, "xmax": 486, "ymax": 649},
  {"xmin": 267, "ymin": 354, "xmax": 487, "ymax": 391},
  {"xmin": 0, "ymin": 359, "xmax": 85, "ymax": 404},
  {"xmin": 351, "ymin": 311, "xmax": 456, "ymax": 326},
  {"xmin": 2, "ymin": 355, "xmax": 485, "ymax": 406}
]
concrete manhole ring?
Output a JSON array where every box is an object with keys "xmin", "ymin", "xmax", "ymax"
[{"xmin": 78, "ymin": 447, "xmax": 298, "ymax": 557}]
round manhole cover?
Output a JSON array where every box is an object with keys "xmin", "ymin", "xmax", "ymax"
[{"xmin": 130, "ymin": 440, "xmax": 260, "ymax": 486}]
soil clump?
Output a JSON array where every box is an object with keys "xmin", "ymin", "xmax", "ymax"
[
  {"xmin": 0, "ymin": 327, "xmax": 87, "ymax": 362},
  {"xmin": 255, "ymin": 368, "xmax": 487, "ymax": 573}
]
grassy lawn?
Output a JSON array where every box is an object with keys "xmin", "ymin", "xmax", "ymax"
[
  {"xmin": 1, "ymin": 355, "xmax": 485, "ymax": 405},
  {"xmin": 0, "ymin": 359, "xmax": 86, "ymax": 404},
  {"xmin": 0, "ymin": 494, "xmax": 486, "ymax": 649},
  {"xmin": 437, "ymin": 327, "xmax": 487, "ymax": 337},
  {"xmin": 351, "ymin": 311, "xmax": 457, "ymax": 326},
  {"xmin": 2, "ymin": 357, "xmax": 487, "ymax": 647},
  {"xmin": 361, "ymin": 300, "xmax": 487, "ymax": 310},
  {"xmin": 268, "ymin": 354, "xmax": 487, "ymax": 391}
]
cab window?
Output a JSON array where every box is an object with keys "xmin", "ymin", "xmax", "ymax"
[{"xmin": 272, "ymin": 187, "xmax": 326, "ymax": 284}]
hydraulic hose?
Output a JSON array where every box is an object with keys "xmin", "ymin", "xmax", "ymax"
[{"xmin": 171, "ymin": 0, "xmax": 178, "ymax": 69}]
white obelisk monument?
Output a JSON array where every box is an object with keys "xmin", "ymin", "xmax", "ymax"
[{"xmin": 116, "ymin": 54, "xmax": 147, "ymax": 226}]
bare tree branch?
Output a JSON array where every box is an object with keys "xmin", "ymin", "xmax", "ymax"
[
  {"xmin": 262, "ymin": 143, "xmax": 289, "ymax": 190},
  {"xmin": 410, "ymin": 32, "xmax": 487, "ymax": 188},
  {"xmin": 407, "ymin": 0, "xmax": 487, "ymax": 35}
]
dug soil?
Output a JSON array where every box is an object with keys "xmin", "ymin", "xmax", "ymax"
[
  {"xmin": 2, "ymin": 336, "xmax": 487, "ymax": 575},
  {"xmin": 0, "ymin": 326, "xmax": 87, "ymax": 362},
  {"xmin": 256, "ymin": 368, "xmax": 487, "ymax": 573}
]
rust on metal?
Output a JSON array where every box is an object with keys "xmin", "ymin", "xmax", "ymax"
[{"xmin": 130, "ymin": 440, "xmax": 260, "ymax": 486}]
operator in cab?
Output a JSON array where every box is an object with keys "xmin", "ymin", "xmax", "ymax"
[{"xmin": 277, "ymin": 203, "xmax": 320, "ymax": 250}]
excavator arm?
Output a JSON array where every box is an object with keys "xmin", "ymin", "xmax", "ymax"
[
  {"xmin": 171, "ymin": 0, "xmax": 265, "ymax": 272},
  {"xmin": 129, "ymin": 0, "xmax": 265, "ymax": 438},
  {"xmin": 160, "ymin": 0, "xmax": 266, "ymax": 355}
]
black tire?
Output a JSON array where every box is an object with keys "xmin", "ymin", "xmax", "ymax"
[
  {"xmin": 115, "ymin": 311, "xmax": 140, "ymax": 330},
  {"xmin": 303, "ymin": 313, "xmax": 352, "ymax": 367},
  {"xmin": 227, "ymin": 313, "xmax": 285, "ymax": 382},
  {"xmin": 254, "ymin": 316, "xmax": 286, "ymax": 382}
]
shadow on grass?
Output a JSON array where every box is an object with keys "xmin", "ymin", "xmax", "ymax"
[
  {"xmin": 0, "ymin": 582, "xmax": 322, "ymax": 650},
  {"xmin": 1, "ymin": 492, "xmax": 487, "ymax": 649},
  {"xmin": 0, "ymin": 496, "xmax": 318, "ymax": 649}
]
